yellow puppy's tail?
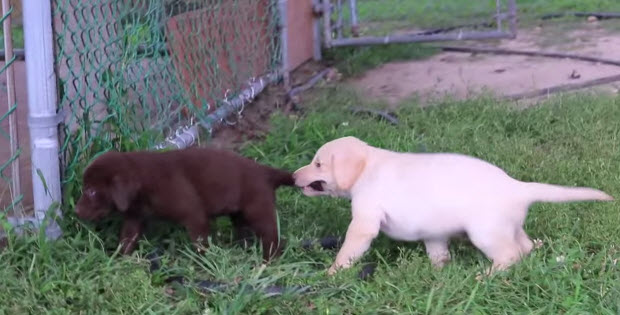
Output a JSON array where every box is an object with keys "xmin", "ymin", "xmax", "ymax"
[{"xmin": 522, "ymin": 182, "xmax": 613, "ymax": 203}]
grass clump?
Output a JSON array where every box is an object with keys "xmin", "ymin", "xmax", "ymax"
[{"xmin": 3, "ymin": 89, "xmax": 619, "ymax": 313}]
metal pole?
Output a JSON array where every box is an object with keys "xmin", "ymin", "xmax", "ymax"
[
  {"xmin": 278, "ymin": 0, "xmax": 290, "ymax": 89},
  {"xmin": 22, "ymin": 0, "xmax": 63, "ymax": 239},
  {"xmin": 348, "ymin": 0, "xmax": 358, "ymax": 36},
  {"xmin": 507, "ymin": 0, "xmax": 517, "ymax": 38},
  {"xmin": 330, "ymin": 31, "xmax": 514, "ymax": 47},
  {"xmin": 336, "ymin": 0, "xmax": 343, "ymax": 39},
  {"xmin": 312, "ymin": 0, "xmax": 322, "ymax": 60},
  {"xmin": 322, "ymin": 0, "xmax": 332, "ymax": 48},
  {"xmin": 2, "ymin": 0, "xmax": 21, "ymax": 215},
  {"xmin": 496, "ymin": 0, "xmax": 502, "ymax": 31}
]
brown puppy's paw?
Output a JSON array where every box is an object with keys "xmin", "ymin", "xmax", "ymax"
[{"xmin": 263, "ymin": 238, "xmax": 287, "ymax": 263}]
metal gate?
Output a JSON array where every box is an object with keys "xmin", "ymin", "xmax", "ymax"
[{"xmin": 317, "ymin": 0, "xmax": 517, "ymax": 48}]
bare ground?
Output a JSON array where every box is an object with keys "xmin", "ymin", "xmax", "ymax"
[
  {"xmin": 205, "ymin": 61, "xmax": 324, "ymax": 151},
  {"xmin": 351, "ymin": 21, "xmax": 620, "ymax": 107}
]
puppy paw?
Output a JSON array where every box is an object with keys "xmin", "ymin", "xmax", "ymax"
[
  {"xmin": 431, "ymin": 260, "xmax": 448, "ymax": 269},
  {"xmin": 327, "ymin": 264, "xmax": 340, "ymax": 276},
  {"xmin": 533, "ymin": 238, "xmax": 544, "ymax": 249},
  {"xmin": 429, "ymin": 255, "xmax": 451, "ymax": 269}
]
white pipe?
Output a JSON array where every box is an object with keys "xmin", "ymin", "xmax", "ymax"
[{"xmin": 22, "ymin": 0, "xmax": 62, "ymax": 239}]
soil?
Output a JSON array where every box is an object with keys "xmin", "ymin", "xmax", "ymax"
[
  {"xmin": 351, "ymin": 21, "xmax": 620, "ymax": 108},
  {"xmin": 205, "ymin": 61, "xmax": 326, "ymax": 151}
]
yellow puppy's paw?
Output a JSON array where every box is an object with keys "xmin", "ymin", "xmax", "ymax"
[{"xmin": 327, "ymin": 264, "xmax": 341, "ymax": 276}]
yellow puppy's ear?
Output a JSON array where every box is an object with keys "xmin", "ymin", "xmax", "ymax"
[{"xmin": 331, "ymin": 147, "xmax": 366, "ymax": 191}]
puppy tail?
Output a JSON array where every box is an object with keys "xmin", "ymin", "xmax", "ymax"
[
  {"xmin": 266, "ymin": 168, "xmax": 296, "ymax": 188},
  {"xmin": 522, "ymin": 182, "xmax": 614, "ymax": 203}
]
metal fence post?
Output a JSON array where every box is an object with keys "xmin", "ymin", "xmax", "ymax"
[
  {"xmin": 322, "ymin": 0, "xmax": 332, "ymax": 48},
  {"xmin": 312, "ymin": 0, "xmax": 322, "ymax": 60},
  {"xmin": 22, "ymin": 0, "xmax": 62, "ymax": 239},
  {"xmin": 278, "ymin": 0, "xmax": 290, "ymax": 88},
  {"xmin": 508, "ymin": 0, "xmax": 517, "ymax": 38},
  {"xmin": 348, "ymin": 0, "xmax": 358, "ymax": 36}
]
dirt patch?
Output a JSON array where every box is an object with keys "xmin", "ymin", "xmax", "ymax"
[
  {"xmin": 204, "ymin": 85, "xmax": 286, "ymax": 151},
  {"xmin": 351, "ymin": 21, "xmax": 620, "ymax": 107},
  {"xmin": 203, "ymin": 61, "xmax": 325, "ymax": 151}
]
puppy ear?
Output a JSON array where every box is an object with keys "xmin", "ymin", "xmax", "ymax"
[
  {"xmin": 331, "ymin": 147, "xmax": 366, "ymax": 191},
  {"xmin": 110, "ymin": 175, "xmax": 138, "ymax": 212}
]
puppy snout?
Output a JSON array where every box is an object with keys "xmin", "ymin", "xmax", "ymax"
[
  {"xmin": 75, "ymin": 206, "xmax": 84, "ymax": 218},
  {"xmin": 292, "ymin": 171, "xmax": 304, "ymax": 187},
  {"xmin": 75, "ymin": 202, "xmax": 90, "ymax": 220}
]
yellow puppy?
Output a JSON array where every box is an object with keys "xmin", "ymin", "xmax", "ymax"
[{"xmin": 293, "ymin": 136, "xmax": 613, "ymax": 275}]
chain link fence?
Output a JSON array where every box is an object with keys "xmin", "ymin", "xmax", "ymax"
[
  {"xmin": 0, "ymin": 1, "xmax": 23, "ymax": 216},
  {"xmin": 355, "ymin": 0, "xmax": 507, "ymax": 35},
  {"xmin": 322, "ymin": 0, "xmax": 517, "ymax": 48},
  {"xmin": 330, "ymin": 0, "xmax": 620, "ymax": 43},
  {"xmin": 52, "ymin": 0, "xmax": 282, "ymax": 203}
]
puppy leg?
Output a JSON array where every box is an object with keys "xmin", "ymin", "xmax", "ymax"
[
  {"xmin": 516, "ymin": 227, "xmax": 534, "ymax": 256},
  {"xmin": 183, "ymin": 215, "xmax": 210, "ymax": 251},
  {"xmin": 467, "ymin": 223, "xmax": 522, "ymax": 274},
  {"xmin": 424, "ymin": 238, "xmax": 451, "ymax": 268},
  {"xmin": 119, "ymin": 217, "xmax": 144, "ymax": 255},
  {"xmin": 231, "ymin": 213, "xmax": 255, "ymax": 248},
  {"xmin": 243, "ymin": 201, "xmax": 282, "ymax": 262},
  {"xmin": 329, "ymin": 216, "xmax": 380, "ymax": 275}
]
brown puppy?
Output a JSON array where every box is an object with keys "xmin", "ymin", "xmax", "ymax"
[{"xmin": 75, "ymin": 147, "xmax": 294, "ymax": 260}]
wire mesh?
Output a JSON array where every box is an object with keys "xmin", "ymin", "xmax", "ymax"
[
  {"xmin": 51, "ymin": 0, "xmax": 281, "ymax": 201},
  {"xmin": 336, "ymin": 0, "xmax": 620, "ymax": 41},
  {"xmin": 332, "ymin": 0, "xmax": 513, "ymax": 40},
  {"xmin": 0, "ymin": 1, "xmax": 23, "ymax": 216}
]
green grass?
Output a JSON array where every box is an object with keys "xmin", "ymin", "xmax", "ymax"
[
  {"xmin": 0, "ymin": 26, "xmax": 24, "ymax": 50},
  {"xmin": 4, "ymin": 1, "xmax": 620, "ymax": 313},
  {"xmin": 3, "ymin": 89, "xmax": 620, "ymax": 313},
  {"xmin": 324, "ymin": 43, "xmax": 438, "ymax": 77}
]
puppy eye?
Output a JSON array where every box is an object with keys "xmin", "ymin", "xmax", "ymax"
[
  {"xmin": 315, "ymin": 162, "xmax": 321, "ymax": 168},
  {"xmin": 87, "ymin": 189, "xmax": 96, "ymax": 197}
]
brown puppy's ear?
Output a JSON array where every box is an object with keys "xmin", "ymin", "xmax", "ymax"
[
  {"xmin": 331, "ymin": 146, "xmax": 366, "ymax": 191},
  {"xmin": 110, "ymin": 175, "xmax": 138, "ymax": 212}
]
